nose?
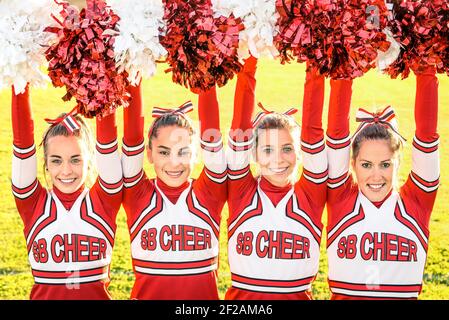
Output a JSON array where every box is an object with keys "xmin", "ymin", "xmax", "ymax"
[
  {"xmin": 263, "ymin": 150, "xmax": 282, "ymax": 167},
  {"xmin": 371, "ymin": 166, "xmax": 383, "ymax": 181},
  {"xmin": 61, "ymin": 161, "xmax": 73, "ymax": 175},
  {"xmin": 169, "ymin": 154, "xmax": 183, "ymax": 167},
  {"xmin": 275, "ymin": 150, "xmax": 289, "ymax": 164}
]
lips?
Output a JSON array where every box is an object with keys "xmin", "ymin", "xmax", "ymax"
[
  {"xmin": 269, "ymin": 167, "xmax": 289, "ymax": 174},
  {"xmin": 367, "ymin": 183, "xmax": 386, "ymax": 191},
  {"xmin": 58, "ymin": 178, "xmax": 76, "ymax": 184},
  {"xmin": 165, "ymin": 170, "xmax": 184, "ymax": 178}
]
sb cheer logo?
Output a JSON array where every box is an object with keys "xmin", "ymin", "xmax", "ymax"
[
  {"xmin": 140, "ymin": 224, "xmax": 212, "ymax": 251},
  {"xmin": 32, "ymin": 233, "xmax": 107, "ymax": 263},
  {"xmin": 235, "ymin": 230, "xmax": 311, "ymax": 259},
  {"xmin": 337, "ymin": 232, "xmax": 418, "ymax": 261}
]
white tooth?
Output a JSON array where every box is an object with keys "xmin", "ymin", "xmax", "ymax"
[
  {"xmin": 270, "ymin": 168, "xmax": 287, "ymax": 173},
  {"xmin": 60, "ymin": 179, "xmax": 75, "ymax": 183},
  {"xmin": 166, "ymin": 171, "xmax": 182, "ymax": 177}
]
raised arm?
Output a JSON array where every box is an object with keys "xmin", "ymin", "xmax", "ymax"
[
  {"xmin": 91, "ymin": 111, "xmax": 123, "ymax": 218},
  {"xmin": 227, "ymin": 56, "xmax": 258, "ymax": 198},
  {"xmin": 401, "ymin": 66, "xmax": 440, "ymax": 228},
  {"xmin": 11, "ymin": 85, "xmax": 45, "ymax": 225},
  {"xmin": 121, "ymin": 83, "xmax": 152, "ymax": 220},
  {"xmin": 122, "ymin": 83, "xmax": 146, "ymax": 190},
  {"xmin": 297, "ymin": 65, "xmax": 327, "ymax": 216},
  {"xmin": 326, "ymin": 78, "xmax": 354, "ymax": 204},
  {"xmin": 194, "ymin": 86, "xmax": 227, "ymax": 204}
]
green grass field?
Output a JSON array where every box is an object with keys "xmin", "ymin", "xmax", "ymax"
[{"xmin": 0, "ymin": 59, "xmax": 448, "ymax": 299}]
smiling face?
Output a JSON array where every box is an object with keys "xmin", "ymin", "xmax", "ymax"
[
  {"xmin": 352, "ymin": 139, "xmax": 399, "ymax": 202},
  {"xmin": 45, "ymin": 135, "xmax": 89, "ymax": 193},
  {"xmin": 148, "ymin": 125, "xmax": 194, "ymax": 187},
  {"xmin": 255, "ymin": 128, "xmax": 299, "ymax": 187}
]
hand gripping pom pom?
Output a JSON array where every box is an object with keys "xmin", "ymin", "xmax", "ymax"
[
  {"xmin": 212, "ymin": 0, "xmax": 280, "ymax": 59},
  {"xmin": 274, "ymin": 0, "xmax": 392, "ymax": 79},
  {"xmin": 160, "ymin": 0, "xmax": 244, "ymax": 93},
  {"xmin": 334, "ymin": 0, "xmax": 391, "ymax": 79},
  {"xmin": 274, "ymin": 0, "xmax": 323, "ymax": 66},
  {"xmin": 384, "ymin": 0, "xmax": 449, "ymax": 79},
  {"xmin": 108, "ymin": 0, "xmax": 167, "ymax": 85},
  {"xmin": 45, "ymin": 0, "xmax": 130, "ymax": 118},
  {"xmin": 0, "ymin": 0, "xmax": 59, "ymax": 93}
]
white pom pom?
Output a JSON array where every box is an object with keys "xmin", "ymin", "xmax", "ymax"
[
  {"xmin": 377, "ymin": 28, "xmax": 401, "ymax": 72},
  {"xmin": 108, "ymin": 0, "xmax": 167, "ymax": 85},
  {"xmin": 0, "ymin": 0, "xmax": 58, "ymax": 93},
  {"xmin": 212, "ymin": 0, "xmax": 279, "ymax": 60}
]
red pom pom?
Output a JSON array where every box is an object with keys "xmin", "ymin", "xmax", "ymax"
[
  {"xmin": 275, "ymin": 0, "xmax": 391, "ymax": 79},
  {"xmin": 274, "ymin": 0, "xmax": 309, "ymax": 64},
  {"xmin": 274, "ymin": 0, "xmax": 333, "ymax": 65},
  {"xmin": 45, "ymin": 0, "xmax": 130, "ymax": 118},
  {"xmin": 335, "ymin": 0, "xmax": 391, "ymax": 79},
  {"xmin": 385, "ymin": 0, "xmax": 449, "ymax": 79},
  {"xmin": 160, "ymin": 0, "xmax": 243, "ymax": 93}
]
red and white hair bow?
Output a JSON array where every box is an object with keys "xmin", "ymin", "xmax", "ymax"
[
  {"xmin": 352, "ymin": 106, "xmax": 406, "ymax": 142},
  {"xmin": 149, "ymin": 101, "xmax": 194, "ymax": 138},
  {"xmin": 152, "ymin": 101, "xmax": 194, "ymax": 119},
  {"xmin": 252, "ymin": 102, "xmax": 298, "ymax": 128},
  {"xmin": 44, "ymin": 106, "xmax": 80, "ymax": 134}
]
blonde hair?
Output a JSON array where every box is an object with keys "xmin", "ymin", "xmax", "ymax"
[
  {"xmin": 253, "ymin": 113, "xmax": 301, "ymax": 184},
  {"xmin": 41, "ymin": 114, "xmax": 96, "ymax": 187},
  {"xmin": 254, "ymin": 113, "xmax": 301, "ymax": 148}
]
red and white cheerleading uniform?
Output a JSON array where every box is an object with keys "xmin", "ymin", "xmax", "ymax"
[
  {"xmin": 225, "ymin": 59, "xmax": 328, "ymax": 300},
  {"xmin": 325, "ymin": 68, "xmax": 440, "ymax": 299},
  {"xmin": 121, "ymin": 84, "xmax": 227, "ymax": 300},
  {"xmin": 11, "ymin": 86, "xmax": 123, "ymax": 300}
]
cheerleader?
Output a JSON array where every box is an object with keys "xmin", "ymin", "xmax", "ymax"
[
  {"xmin": 121, "ymin": 83, "xmax": 227, "ymax": 299},
  {"xmin": 11, "ymin": 85, "xmax": 123, "ymax": 300},
  {"xmin": 325, "ymin": 67, "xmax": 440, "ymax": 299},
  {"xmin": 225, "ymin": 58, "xmax": 328, "ymax": 300}
]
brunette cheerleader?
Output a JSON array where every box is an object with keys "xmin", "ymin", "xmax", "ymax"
[
  {"xmin": 121, "ymin": 83, "xmax": 227, "ymax": 299},
  {"xmin": 325, "ymin": 67, "xmax": 440, "ymax": 299}
]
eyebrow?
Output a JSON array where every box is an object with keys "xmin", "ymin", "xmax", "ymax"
[
  {"xmin": 157, "ymin": 146, "xmax": 191, "ymax": 152},
  {"xmin": 360, "ymin": 159, "xmax": 392, "ymax": 163},
  {"xmin": 261, "ymin": 143, "xmax": 293, "ymax": 147},
  {"xmin": 49, "ymin": 155, "xmax": 81, "ymax": 159}
]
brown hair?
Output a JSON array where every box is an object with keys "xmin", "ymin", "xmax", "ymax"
[
  {"xmin": 254, "ymin": 113, "xmax": 300, "ymax": 149},
  {"xmin": 41, "ymin": 114, "xmax": 95, "ymax": 186},
  {"xmin": 148, "ymin": 114, "xmax": 195, "ymax": 149},
  {"xmin": 351, "ymin": 124, "xmax": 403, "ymax": 160},
  {"xmin": 253, "ymin": 113, "xmax": 301, "ymax": 184}
]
